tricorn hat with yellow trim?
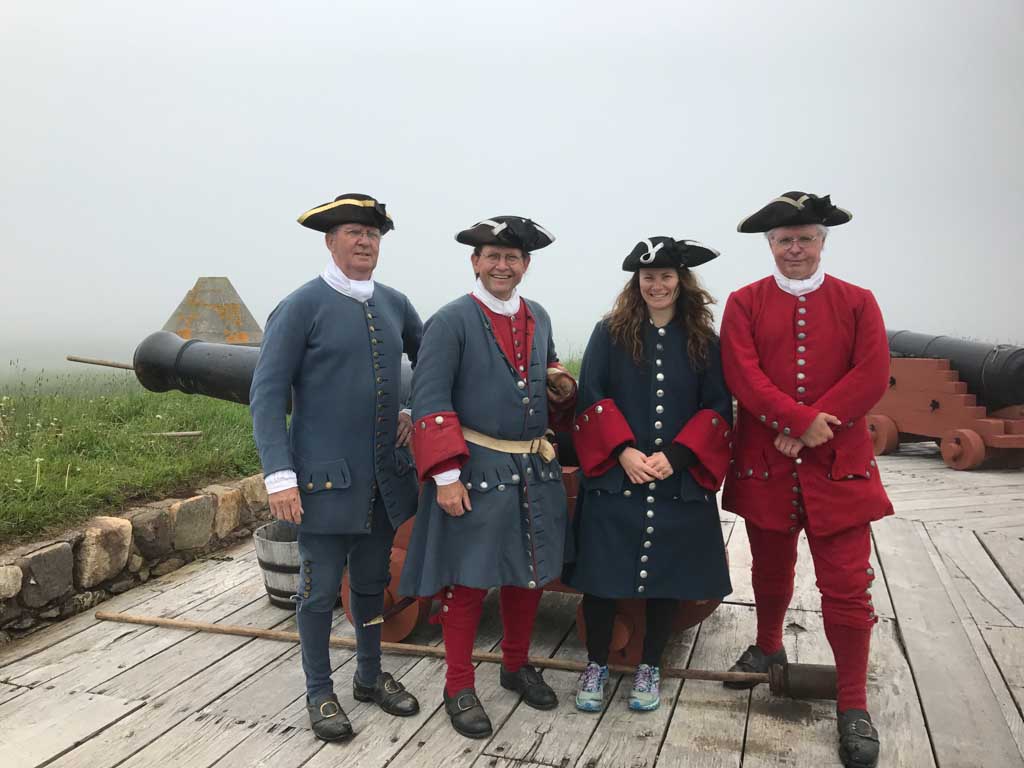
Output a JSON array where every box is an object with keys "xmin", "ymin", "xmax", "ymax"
[
  {"xmin": 456, "ymin": 216, "xmax": 555, "ymax": 253},
  {"xmin": 297, "ymin": 193, "xmax": 394, "ymax": 234},
  {"xmin": 622, "ymin": 237, "xmax": 720, "ymax": 272},
  {"xmin": 737, "ymin": 191, "xmax": 851, "ymax": 233}
]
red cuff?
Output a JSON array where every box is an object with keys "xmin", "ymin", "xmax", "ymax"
[
  {"xmin": 674, "ymin": 409, "xmax": 732, "ymax": 491},
  {"xmin": 572, "ymin": 399, "xmax": 635, "ymax": 477},
  {"xmin": 547, "ymin": 364, "xmax": 578, "ymax": 433},
  {"xmin": 412, "ymin": 411, "xmax": 470, "ymax": 481}
]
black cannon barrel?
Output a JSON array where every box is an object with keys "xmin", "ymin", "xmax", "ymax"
[
  {"xmin": 134, "ymin": 331, "xmax": 262, "ymax": 405},
  {"xmin": 887, "ymin": 330, "xmax": 1024, "ymax": 411},
  {"xmin": 132, "ymin": 330, "xmax": 413, "ymax": 406}
]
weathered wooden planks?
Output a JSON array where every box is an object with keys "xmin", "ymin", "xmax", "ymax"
[
  {"xmin": 0, "ymin": 687, "xmax": 144, "ymax": 768},
  {"xmin": 873, "ymin": 516, "xmax": 1024, "ymax": 767}
]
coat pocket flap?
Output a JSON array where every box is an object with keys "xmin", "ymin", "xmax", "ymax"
[
  {"xmin": 296, "ymin": 456, "xmax": 352, "ymax": 493},
  {"xmin": 830, "ymin": 442, "xmax": 877, "ymax": 480}
]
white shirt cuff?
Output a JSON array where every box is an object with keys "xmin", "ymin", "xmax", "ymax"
[
  {"xmin": 433, "ymin": 469, "xmax": 462, "ymax": 486},
  {"xmin": 401, "ymin": 408, "xmax": 412, "ymax": 416},
  {"xmin": 265, "ymin": 470, "xmax": 297, "ymax": 494}
]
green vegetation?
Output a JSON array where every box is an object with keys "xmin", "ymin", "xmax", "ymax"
[
  {"xmin": 0, "ymin": 358, "xmax": 583, "ymax": 545},
  {"xmin": 0, "ymin": 370, "xmax": 258, "ymax": 544}
]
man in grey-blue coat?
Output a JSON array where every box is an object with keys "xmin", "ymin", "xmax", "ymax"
[{"xmin": 250, "ymin": 193, "xmax": 422, "ymax": 742}]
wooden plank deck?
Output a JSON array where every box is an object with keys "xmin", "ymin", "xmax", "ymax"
[{"xmin": 1, "ymin": 444, "xmax": 1023, "ymax": 767}]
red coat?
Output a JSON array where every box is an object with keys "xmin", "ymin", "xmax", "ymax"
[{"xmin": 720, "ymin": 275, "xmax": 893, "ymax": 536}]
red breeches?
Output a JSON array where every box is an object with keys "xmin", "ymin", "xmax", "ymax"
[{"xmin": 438, "ymin": 584, "xmax": 544, "ymax": 696}]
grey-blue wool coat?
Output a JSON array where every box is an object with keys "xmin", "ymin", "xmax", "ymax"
[
  {"xmin": 399, "ymin": 295, "xmax": 570, "ymax": 597},
  {"xmin": 250, "ymin": 277, "xmax": 422, "ymax": 534}
]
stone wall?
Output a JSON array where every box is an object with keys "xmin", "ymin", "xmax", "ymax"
[{"xmin": 0, "ymin": 474, "xmax": 271, "ymax": 643}]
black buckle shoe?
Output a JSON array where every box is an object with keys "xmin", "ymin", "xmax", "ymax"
[
  {"xmin": 306, "ymin": 692, "xmax": 353, "ymax": 742},
  {"xmin": 723, "ymin": 644, "xmax": 789, "ymax": 689},
  {"xmin": 353, "ymin": 671, "xmax": 420, "ymax": 717},
  {"xmin": 499, "ymin": 664, "xmax": 558, "ymax": 710},
  {"xmin": 837, "ymin": 709, "xmax": 880, "ymax": 768},
  {"xmin": 444, "ymin": 687, "xmax": 492, "ymax": 739}
]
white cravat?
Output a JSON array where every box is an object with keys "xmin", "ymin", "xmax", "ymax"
[
  {"xmin": 264, "ymin": 262, "xmax": 376, "ymax": 496},
  {"xmin": 321, "ymin": 259, "xmax": 374, "ymax": 301},
  {"xmin": 472, "ymin": 278, "xmax": 521, "ymax": 316},
  {"xmin": 772, "ymin": 263, "xmax": 826, "ymax": 297}
]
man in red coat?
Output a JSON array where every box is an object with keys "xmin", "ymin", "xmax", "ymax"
[{"xmin": 720, "ymin": 191, "xmax": 892, "ymax": 768}]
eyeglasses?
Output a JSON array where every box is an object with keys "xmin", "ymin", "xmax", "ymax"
[
  {"xmin": 770, "ymin": 235, "xmax": 819, "ymax": 248},
  {"xmin": 339, "ymin": 227, "xmax": 381, "ymax": 242}
]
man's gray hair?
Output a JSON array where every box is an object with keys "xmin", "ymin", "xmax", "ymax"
[{"xmin": 765, "ymin": 223, "xmax": 829, "ymax": 242}]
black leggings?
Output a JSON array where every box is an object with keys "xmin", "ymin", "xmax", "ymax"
[{"xmin": 581, "ymin": 593, "xmax": 676, "ymax": 667}]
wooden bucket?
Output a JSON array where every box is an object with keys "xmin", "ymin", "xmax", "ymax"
[{"xmin": 253, "ymin": 521, "xmax": 301, "ymax": 609}]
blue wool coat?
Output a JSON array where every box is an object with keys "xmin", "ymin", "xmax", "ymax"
[
  {"xmin": 565, "ymin": 320, "xmax": 732, "ymax": 600},
  {"xmin": 250, "ymin": 277, "xmax": 422, "ymax": 534},
  {"xmin": 399, "ymin": 294, "xmax": 568, "ymax": 596}
]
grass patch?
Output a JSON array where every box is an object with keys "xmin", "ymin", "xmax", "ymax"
[
  {"xmin": 0, "ymin": 358, "xmax": 583, "ymax": 546},
  {"xmin": 0, "ymin": 370, "xmax": 258, "ymax": 545}
]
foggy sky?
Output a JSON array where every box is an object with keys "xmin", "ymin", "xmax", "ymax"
[{"xmin": 1, "ymin": 0, "xmax": 1021, "ymax": 373}]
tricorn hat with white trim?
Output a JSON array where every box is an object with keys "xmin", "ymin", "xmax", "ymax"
[
  {"xmin": 622, "ymin": 237, "xmax": 720, "ymax": 272},
  {"xmin": 456, "ymin": 216, "xmax": 555, "ymax": 252},
  {"xmin": 737, "ymin": 191, "xmax": 851, "ymax": 233},
  {"xmin": 297, "ymin": 192, "xmax": 394, "ymax": 233}
]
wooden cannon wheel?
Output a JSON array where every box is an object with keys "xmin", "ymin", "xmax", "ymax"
[
  {"xmin": 866, "ymin": 414, "xmax": 899, "ymax": 455},
  {"xmin": 340, "ymin": 547, "xmax": 430, "ymax": 642},
  {"xmin": 940, "ymin": 428, "xmax": 987, "ymax": 471}
]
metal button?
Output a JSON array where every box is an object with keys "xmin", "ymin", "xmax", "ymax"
[
  {"xmin": 640, "ymin": 570, "xmax": 648, "ymax": 578},
  {"xmin": 648, "ymin": 481, "xmax": 657, "ymax": 489},
  {"xmin": 797, "ymin": 386, "xmax": 806, "ymax": 394},
  {"xmin": 712, "ymin": 417, "xmax": 719, "ymax": 426},
  {"xmin": 522, "ymin": 397, "xmax": 530, "ymax": 404},
  {"xmin": 746, "ymin": 469, "xmax": 753, "ymax": 476},
  {"xmin": 641, "ymin": 555, "xmax": 649, "ymax": 563},
  {"xmin": 528, "ymin": 580, "xmax": 537, "ymax": 589},
  {"xmin": 798, "ymin": 308, "xmax": 807, "ymax": 315},
  {"xmin": 654, "ymin": 421, "xmax": 662, "ymax": 429},
  {"xmin": 656, "ymin": 373, "xmax": 664, "ymax": 381},
  {"xmin": 771, "ymin": 420, "xmax": 779, "ymax": 429},
  {"xmin": 795, "ymin": 458, "xmax": 803, "ymax": 465},
  {"xmin": 783, "ymin": 427, "xmax": 791, "ymax": 435},
  {"xmin": 480, "ymin": 481, "xmax": 489, "ymax": 489},
  {"xmin": 789, "ymin": 513, "xmax": 798, "ymax": 520},
  {"xmin": 656, "ymin": 405, "xmax": 664, "ymax": 414},
  {"xmin": 866, "ymin": 567, "xmax": 874, "ymax": 577},
  {"xmin": 797, "ymin": 373, "xmax": 806, "ymax": 380},
  {"xmin": 797, "ymin": 332, "xmax": 807, "ymax": 340},
  {"xmin": 656, "ymin": 343, "xmax": 663, "ymax": 351},
  {"xmin": 870, "ymin": 460, "xmax": 877, "ymax": 467},
  {"xmin": 466, "ymin": 482, "xmax": 473, "ymax": 490},
  {"xmin": 646, "ymin": 510, "xmax": 654, "ymax": 518},
  {"xmin": 654, "ymin": 437, "xmax": 663, "ymax": 446},
  {"xmin": 792, "ymin": 472, "xmax": 799, "ymax": 478},
  {"xmin": 798, "ymin": 296, "xmax": 807, "ymax": 303},
  {"xmin": 442, "ymin": 605, "xmax": 449, "ymax": 612},
  {"xmin": 517, "ymin": 380, "xmax": 526, "ymax": 389},
  {"xmin": 762, "ymin": 471, "xmax": 769, "ymax": 479},
  {"xmin": 596, "ymin": 405, "xmax": 604, "ymax": 414},
  {"xmin": 760, "ymin": 414, "xmax": 767, "ymax": 422},
  {"xmin": 511, "ymin": 474, "xmax": 520, "ymax": 482},
  {"xmin": 792, "ymin": 499, "xmax": 799, "ymax": 506},
  {"xmin": 643, "ymin": 540, "xmax": 652, "ymax": 549},
  {"xmin": 797, "ymin": 359, "xmax": 806, "ymax": 366},
  {"xmin": 797, "ymin": 320, "xmax": 806, "ymax": 327},
  {"xmin": 646, "ymin": 496, "xmax": 655, "ymax": 503},
  {"xmin": 497, "ymin": 484, "xmax": 506, "ymax": 491},
  {"xmin": 656, "ymin": 389, "xmax": 664, "ymax": 397},
  {"xmin": 623, "ymin": 490, "xmax": 632, "ymax": 497},
  {"xmin": 306, "ymin": 482, "xmax": 314, "ymax": 490},
  {"xmin": 435, "ymin": 415, "xmax": 444, "ymax": 425},
  {"xmin": 324, "ymin": 481, "xmax": 333, "ymax": 489},
  {"xmin": 646, "ymin": 526, "xmax": 654, "ymax": 534},
  {"xmin": 655, "ymin": 359, "xmax": 662, "ymax": 367},
  {"xmin": 638, "ymin": 585, "xmax": 646, "ymax": 593},
  {"xmin": 658, "ymin": 328, "xmax": 666, "ymax": 336},
  {"xmin": 529, "ymin": 408, "xmax": 535, "ymax": 415},
  {"xmin": 797, "ymin": 345, "xmax": 806, "ymax": 353}
]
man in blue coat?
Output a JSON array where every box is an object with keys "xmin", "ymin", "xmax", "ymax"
[
  {"xmin": 399, "ymin": 216, "xmax": 577, "ymax": 739},
  {"xmin": 250, "ymin": 193, "xmax": 422, "ymax": 741}
]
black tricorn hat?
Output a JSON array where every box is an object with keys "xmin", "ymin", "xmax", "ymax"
[
  {"xmin": 737, "ymin": 191, "xmax": 851, "ymax": 233},
  {"xmin": 297, "ymin": 193, "xmax": 394, "ymax": 234},
  {"xmin": 622, "ymin": 237, "xmax": 720, "ymax": 272},
  {"xmin": 456, "ymin": 216, "xmax": 555, "ymax": 252}
]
